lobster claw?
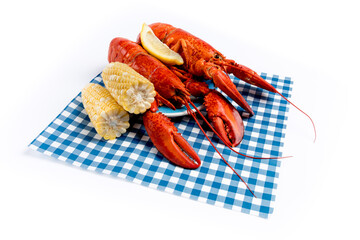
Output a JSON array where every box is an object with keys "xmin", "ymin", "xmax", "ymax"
[
  {"xmin": 223, "ymin": 60, "xmax": 277, "ymax": 93},
  {"xmin": 208, "ymin": 67, "xmax": 254, "ymax": 116},
  {"xmin": 204, "ymin": 90, "xmax": 244, "ymax": 147},
  {"xmin": 143, "ymin": 110, "xmax": 201, "ymax": 169}
]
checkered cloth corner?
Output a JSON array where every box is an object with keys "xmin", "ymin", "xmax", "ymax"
[{"xmin": 29, "ymin": 72, "xmax": 293, "ymax": 218}]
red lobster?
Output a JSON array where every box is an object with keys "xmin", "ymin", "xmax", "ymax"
[
  {"xmin": 108, "ymin": 37, "xmax": 257, "ymax": 195},
  {"xmin": 108, "ymin": 38, "xmax": 245, "ymax": 159},
  {"xmin": 147, "ymin": 23, "xmax": 316, "ymax": 140}
]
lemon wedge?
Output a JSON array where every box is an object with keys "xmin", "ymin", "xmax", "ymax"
[{"xmin": 140, "ymin": 23, "xmax": 184, "ymax": 65}]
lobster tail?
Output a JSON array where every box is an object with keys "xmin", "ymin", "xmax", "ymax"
[{"xmin": 108, "ymin": 37, "xmax": 191, "ymax": 109}]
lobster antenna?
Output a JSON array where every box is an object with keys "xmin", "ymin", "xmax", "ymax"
[
  {"xmin": 218, "ymin": 61, "xmax": 316, "ymax": 142},
  {"xmin": 183, "ymin": 101, "xmax": 256, "ymax": 198},
  {"xmin": 275, "ymin": 90, "xmax": 317, "ymax": 143},
  {"xmin": 188, "ymin": 101, "xmax": 292, "ymax": 160}
]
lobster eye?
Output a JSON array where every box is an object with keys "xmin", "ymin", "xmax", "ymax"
[{"xmin": 214, "ymin": 54, "xmax": 222, "ymax": 59}]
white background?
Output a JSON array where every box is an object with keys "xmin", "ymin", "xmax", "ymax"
[{"xmin": 1, "ymin": 0, "xmax": 359, "ymax": 239}]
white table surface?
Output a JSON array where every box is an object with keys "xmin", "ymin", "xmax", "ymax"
[{"xmin": 1, "ymin": 1, "xmax": 359, "ymax": 239}]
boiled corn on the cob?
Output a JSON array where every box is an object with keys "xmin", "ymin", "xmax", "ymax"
[
  {"xmin": 102, "ymin": 62, "xmax": 156, "ymax": 114},
  {"xmin": 82, "ymin": 83, "xmax": 130, "ymax": 140}
]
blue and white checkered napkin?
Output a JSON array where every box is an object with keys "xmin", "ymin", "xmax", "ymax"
[{"xmin": 29, "ymin": 73, "xmax": 292, "ymax": 218}]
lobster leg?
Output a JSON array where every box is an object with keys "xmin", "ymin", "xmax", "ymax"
[{"xmin": 143, "ymin": 110, "xmax": 201, "ymax": 169}]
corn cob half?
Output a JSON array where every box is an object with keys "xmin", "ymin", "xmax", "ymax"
[
  {"xmin": 82, "ymin": 83, "xmax": 130, "ymax": 140},
  {"xmin": 102, "ymin": 62, "xmax": 156, "ymax": 114}
]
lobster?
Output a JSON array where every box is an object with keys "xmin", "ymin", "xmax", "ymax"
[
  {"xmin": 107, "ymin": 37, "xmax": 257, "ymax": 196},
  {"xmin": 146, "ymin": 23, "xmax": 316, "ymax": 140}
]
